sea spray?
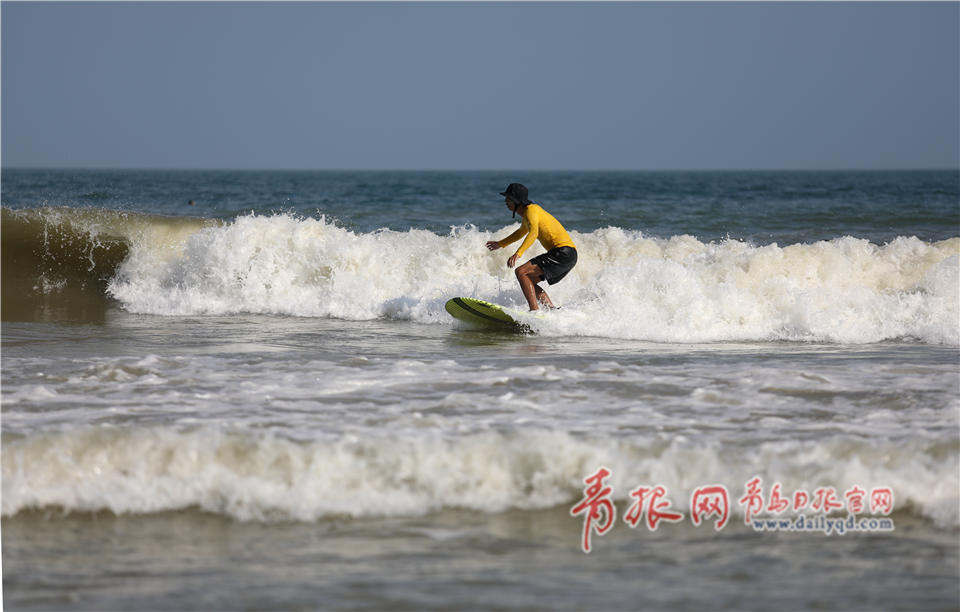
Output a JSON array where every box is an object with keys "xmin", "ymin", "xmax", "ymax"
[
  {"xmin": 2, "ymin": 207, "xmax": 955, "ymax": 343},
  {"xmin": 104, "ymin": 212, "xmax": 959, "ymax": 344},
  {"xmin": 567, "ymin": 232, "xmax": 960, "ymax": 344}
]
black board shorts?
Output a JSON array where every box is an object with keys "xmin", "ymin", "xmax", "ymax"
[{"xmin": 530, "ymin": 246, "xmax": 578, "ymax": 285}]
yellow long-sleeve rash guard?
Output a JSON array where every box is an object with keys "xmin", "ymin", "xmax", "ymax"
[{"xmin": 497, "ymin": 203, "xmax": 576, "ymax": 258}]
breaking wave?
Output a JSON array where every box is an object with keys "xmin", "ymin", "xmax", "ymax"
[
  {"xmin": 3, "ymin": 207, "xmax": 957, "ymax": 344},
  {"xmin": 2, "ymin": 427, "xmax": 957, "ymax": 528}
]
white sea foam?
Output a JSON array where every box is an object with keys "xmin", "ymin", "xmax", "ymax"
[
  {"xmin": 106, "ymin": 213, "xmax": 959, "ymax": 344},
  {"xmin": 2, "ymin": 427, "xmax": 956, "ymax": 527}
]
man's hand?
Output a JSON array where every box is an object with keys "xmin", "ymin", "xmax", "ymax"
[
  {"xmin": 507, "ymin": 254, "xmax": 518, "ymax": 268},
  {"xmin": 485, "ymin": 241, "xmax": 501, "ymax": 251}
]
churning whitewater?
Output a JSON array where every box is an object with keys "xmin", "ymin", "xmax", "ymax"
[
  {"xmin": 3, "ymin": 427, "xmax": 957, "ymax": 527},
  {"xmin": 100, "ymin": 213, "xmax": 959, "ymax": 344}
]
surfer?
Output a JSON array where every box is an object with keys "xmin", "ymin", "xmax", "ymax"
[{"xmin": 486, "ymin": 183, "xmax": 578, "ymax": 311}]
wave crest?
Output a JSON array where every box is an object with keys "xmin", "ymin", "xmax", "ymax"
[
  {"xmin": 108, "ymin": 212, "xmax": 959, "ymax": 344},
  {"xmin": 4, "ymin": 208, "xmax": 956, "ymax": 344},
  {"xmin": 3, "ymin": 427, "xmax": 956, "ymax": 528}
]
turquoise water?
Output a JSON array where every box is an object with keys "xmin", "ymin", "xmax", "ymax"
[{"xmin": 2, "ymin": 169, "xmax": 958, "ymax": 610}]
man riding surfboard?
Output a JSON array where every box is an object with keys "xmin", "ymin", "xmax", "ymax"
[{"xmin": 486, "ymin": 183, "xmax": 578, "ymax": 311}]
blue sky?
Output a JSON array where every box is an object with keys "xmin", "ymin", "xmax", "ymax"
[{"xmin": 2, "ymin": 1, "xmax": 958, "ymax": 170}]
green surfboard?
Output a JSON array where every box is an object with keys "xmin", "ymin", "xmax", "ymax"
[{"xmin": 444, "ymin": 297, "xmax": 528, "ymax": 330}]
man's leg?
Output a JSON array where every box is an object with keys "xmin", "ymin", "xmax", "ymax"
[
  {"xmin": 534, "ymin": 285, "xmax": 555, "ymax": 309},
  {"xmin": 515, "ymin": 262, "xmax": 553, "ymax": 310}
]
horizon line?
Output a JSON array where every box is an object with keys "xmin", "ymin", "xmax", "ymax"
[{"xmin": 3, "ymin": 166, "xmax": 958, "ymax": 173}]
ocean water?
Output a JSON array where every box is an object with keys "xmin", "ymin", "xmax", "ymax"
[{"xmin": 1, "ymin": 169, "xmax": 958, "ymax": 610}]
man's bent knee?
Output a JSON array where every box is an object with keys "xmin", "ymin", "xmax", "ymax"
[{"xmin": 516, "ymin": 262, "xmax": 542, "ymax": 281}]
